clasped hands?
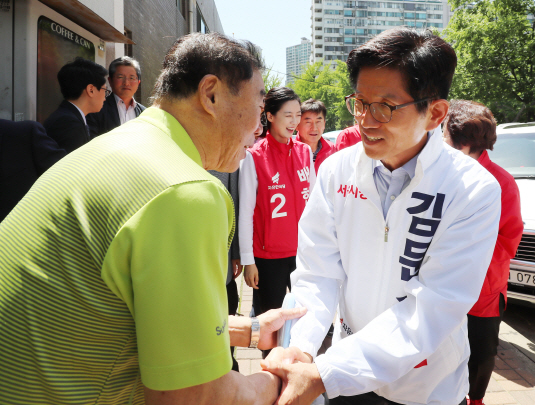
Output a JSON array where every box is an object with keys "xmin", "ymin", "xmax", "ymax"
[{"xmin": 260, "ymin": 344, "xmax": 326, "ymax": 405}]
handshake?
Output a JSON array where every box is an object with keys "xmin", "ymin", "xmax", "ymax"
[{"xmin": 246, "ymin": 308, "xmax": 326, "ymax": 405}]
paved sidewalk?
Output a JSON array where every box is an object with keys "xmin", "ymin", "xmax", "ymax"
[{"xmin": 233, "ymin": 275, "xmax": 535, "ymax": 404}]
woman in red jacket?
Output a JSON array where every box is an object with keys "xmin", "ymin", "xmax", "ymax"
[
  {"xmin": 443, "ymin": 100, "xmax": 523, "ymax": 405},
  {"xmin": 239, "ymin": 87, "xmax": 315, "ymax": 352}
]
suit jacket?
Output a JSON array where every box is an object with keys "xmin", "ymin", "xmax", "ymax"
[
  {"xmin": 43, "ymin": 100, "xmax": 90, "ymax": 153},
  {"xmin": 0, "ymin": 119, "xmax": 66, "ymax": 222},
  {"xmin": 87, "ymin": 93, "xmax": 146, "ymax": 137}
]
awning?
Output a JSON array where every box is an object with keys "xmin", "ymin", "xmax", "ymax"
[{"xmin": 38, "ymin": 0, "xmax": 135, "ymax": 44}]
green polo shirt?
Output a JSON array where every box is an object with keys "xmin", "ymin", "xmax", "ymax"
[{"xmin": 0, "ymin": 107, "xmax": 233, "ymax": 404}]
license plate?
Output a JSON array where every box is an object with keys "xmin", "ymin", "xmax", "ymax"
[{"xmin": 509, "ymin": 270, "xmax": 535, "ymax": 287}]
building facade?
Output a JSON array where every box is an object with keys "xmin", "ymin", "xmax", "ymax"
[
  {"xmin": 286, "ymin": 37, "xmax": 312, "ymax": 84},
  {"xmin": 123, "ymin": 0, "xmax": 224, "ymax": 105},
  {"xmin": 311, "ymin": 0, "xmax": 451, "ymax": 67}
]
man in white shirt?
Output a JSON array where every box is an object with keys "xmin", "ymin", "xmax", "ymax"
[
  {"xmin": 262, "ymin": 28, "xmax": 501, "ymax": 405},
  {"xmin": 87, "ymin": 56, "xmax": 146, "ymax": 137}
]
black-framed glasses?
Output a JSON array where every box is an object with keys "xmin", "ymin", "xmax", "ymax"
[
  {"xmin": 101, "ymin": 87, "xmax": 112, "ymax": 97},
  {"xmin": 345, "ymin": 93, "xmax": 435, "ymax": 123}
]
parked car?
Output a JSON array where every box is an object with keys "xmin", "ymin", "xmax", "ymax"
[
  {"xmin": 489, "ymin": 122, "xmax": 535, "ymax": 303},
  {"xmin": 323, "ymin": 130, "xmax": 342, "ymax": 144}
]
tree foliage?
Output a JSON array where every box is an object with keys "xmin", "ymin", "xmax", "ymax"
[
  {"xmin": 444, "ymin": 0, "xmax": 535, "ymax": 122},
  {"xmin": 287, "ymin": 61, "xmax": 354, "ymax": 131},
  {"xmin": 262, "ymin": 66, "xmax": 283, "ymax": 95}
]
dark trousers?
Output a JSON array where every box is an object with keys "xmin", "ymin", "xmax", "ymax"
[
  {"xmin": 467, "ymin": 293, "xmax": 505, "ymax": 399},
  {"xmin": 330, "ymin": 392, "xmax": 467, "ymax": 405},
  {"xmin": 227, "ymin": 279, "xmax": 240, "ymax": 372},
  {"xmin": 252, "ymin": 256, "xmax": 296, "ymax": 358}
]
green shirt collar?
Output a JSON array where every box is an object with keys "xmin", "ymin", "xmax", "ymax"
[{"xmin": 137, "ymin": 107, "xmax": 203, "ymax": 168}]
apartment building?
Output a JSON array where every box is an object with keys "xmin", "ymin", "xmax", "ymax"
[
  {"xmin": 311, "ymin": 0, "xmax": 451, "ymax": 66},
  {"xmin": 286, "ymin": 37, "xmax": 313, "ymax": 84}
]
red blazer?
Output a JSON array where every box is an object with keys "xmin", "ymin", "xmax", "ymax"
[
  {"xmin": 295, "ymin": 134, "xmax": 336, "ymax": 174},
  {"xmin": 250, "ymin": 132, "xmax": 312, "ymax": 259},
  {"xmin": 336, "ymin": 124, "xmax": 362, "ymax": 151},
  {"xmin": 469, "ymin": 150, "xmax": 523, "ymax": 317}
]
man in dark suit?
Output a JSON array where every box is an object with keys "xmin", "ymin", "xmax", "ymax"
[
  {"xmin": 44, "ymin": 57, "xmax": 108, "ymax": 153},
  {"xmin": 87, "ymin": 56, "xmax": 146, "ymax": 137},
  {"xmin": 0, "ymin": 119, "xmax": 66, "ymax": 222}
]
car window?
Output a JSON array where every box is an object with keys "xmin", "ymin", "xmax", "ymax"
[{"xmin": 488, "ymin": 132, "xmax": 535, "ymax": 177}]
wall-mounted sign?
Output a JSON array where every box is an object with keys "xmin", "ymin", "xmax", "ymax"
[{"xmin": 37, "ymin": 16, "xmax": 95, "ymax": 123}]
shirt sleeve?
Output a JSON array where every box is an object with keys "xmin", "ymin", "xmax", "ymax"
[
  {"xmin": 290, "ymin": 161, "xmax": 502, "ymax": 398},
  {"xmin": 100, "ymin": 181, "xmax": 233, "ymax": 391},
  {"xmin": 238, "ymin": 152, "xmax": 258, "ymax": 265}
]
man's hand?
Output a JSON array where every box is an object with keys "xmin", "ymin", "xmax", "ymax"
[
  {"xmin": 260, "ymin": 361, "xmax": 325, "ymax": 405},
  {"xmin": 244, "ymin": 264, "xmax": 259, "ymax": 289},
  {"xmin": 264, "ymin": 346, "xmax": 312, "ymax": 365},
  {"xmin": 256, "ymin": 308, "xmax": 307, "ymax": 350},
  {"xmin": 232, "ymin": 259, "xmax": 242, "ymax": 279}
]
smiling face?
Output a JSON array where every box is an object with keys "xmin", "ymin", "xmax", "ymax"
[
  {"xmin": 109, "ymin": 65, "xmax": 140, "ymax": 103},
  {"xmin": 355, "ymin": 67, "xmax": 439, "ymax": 171},
  {"xmin": 216, "ymin": 70, "xmax": 265, "ymax": 172},
  {"xmin": 267, "ymin": 100, "xmax": 302, "ymax": 143},
  {"xmin": 296, "ymin": 111, "xmax": 326, "ymax": 149}
]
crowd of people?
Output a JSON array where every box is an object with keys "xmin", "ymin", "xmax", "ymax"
[{"xmin": 0, "ymin": 27, "xmax": 523, "ymax": 405}]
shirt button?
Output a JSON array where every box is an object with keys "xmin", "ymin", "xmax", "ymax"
[{"xmin": 390, "ymin": 195, "xmax": 396, "ymax": 201}]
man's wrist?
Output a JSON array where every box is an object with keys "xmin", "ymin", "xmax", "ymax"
[{"xmin": 228, "ymin": 315, "xmax": 253, "ymax": 347}]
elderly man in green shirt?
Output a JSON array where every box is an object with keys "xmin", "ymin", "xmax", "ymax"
[{"xmin": 0, "ymin": 33, "xmax": 303, "ymax": 405}]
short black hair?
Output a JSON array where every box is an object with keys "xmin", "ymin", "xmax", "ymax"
[
  {"xmin": 152, "ymin": 32, "xmax": 264, "ymax": 101},
  {"xmin": 301, "ymin": 99, "xmax": 327, "ymax": 119},
  {"xmin": 347, "ymin": 28, "xmax": 457, "ymax": 113},
  {"xmin": 445, "ymin": 99, "xmax": 497, "ymax": 154},
  {"xmin": 57, "ymin": 57, "xmax": 108, "ymax": 100},
  {"xmin": 109, "ymin": 56, "xmax": 141, "ymax": 80},
  {"xmin": 264, "ymin": 87, "xmax": 301, "ymax": 130}
]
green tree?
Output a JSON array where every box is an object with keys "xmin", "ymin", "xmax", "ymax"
[
  {"xmin": 262, "ymin": 66, "xmax": 283, "ymax": 95},
  {"xmin": 444, "ymin": 0, "xmax": 535, "ymax": 122},
  {"xmin": 289, "ymin": 61, "xmax": 354, "ymax": 131}
]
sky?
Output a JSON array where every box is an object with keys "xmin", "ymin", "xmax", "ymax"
[{"xmin": 214, "ymin": 0, "xmax": 311, "ymax": 81}]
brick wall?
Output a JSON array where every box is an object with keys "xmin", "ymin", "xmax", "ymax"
[{"xmin": 124, "ymin": 0, "xmax": 187, "ymax": 106}]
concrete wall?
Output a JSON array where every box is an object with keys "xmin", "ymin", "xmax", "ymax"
[
  {"xmin": 197, "ymin": 0, "xmax": 224, "ymax": 34},
  {"xmin": 124, "ymin": 0, "xmax": 187, "ymax": 105},
  {"xmin": 124, "ymin": 0, "xmax": 223, "ymax": 106},
  {"xmin": 79, "ymin": 0, "xmax": 125, "ymax": 67}
]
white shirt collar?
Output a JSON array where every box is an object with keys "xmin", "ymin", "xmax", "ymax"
[
  {"xmin": 68, "ymin": 101, "xmax": 87, "ymax": 125},
  {"xmin": 113, "ymin": 93, "xmax": 137, "ymax": 109}
]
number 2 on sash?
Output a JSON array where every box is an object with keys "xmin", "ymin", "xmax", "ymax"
[{"xmin": 271, "ymin": 193, "xmax": 288, "ymax": 218}]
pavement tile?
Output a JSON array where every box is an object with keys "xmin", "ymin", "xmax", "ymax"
[
  {"xmin": 235, "ymin": 348, "xmax": 263, "ymax": 360},
  {"xmin": 500, "ymin": 341, "xmax": 515, "ymax": 350},
  {"xmin": 516, "ymin": 369, "xmax": 535, "ymax": 386},
  {"xmin": 251, "ymin": 359, "xmax": 262, "ymax": 374},
  {"xmin": 484, "ymin": 391, "xmax": 519, "ymax": 404},
  {"xmin": 238, "ymin": 359, "xmax": 251, "ymax": 376},
  {"xmin": 497, "ymin": 379, "xmax": 533, "ymax": 392},
  {"xmin": 500, "ymin": 350, "xmax": 520, "ymax": 360},
  {"xmin": 494, "ymin": 370, "xmax": 523, "ymax": 381},
  {"xmin": 487, "ymin": 377, "xmax": 506, "ymax": 392},
  {"xmin": 510, "ymin": 390, "xmax": 535, "ymax": 405},
  {"xmin": 496, "ymin": 358, "xmax": 510, "ymax": 370},
  {"xmin": 505, "ymin": 358, "xmax": 529, "ymax": 370}
]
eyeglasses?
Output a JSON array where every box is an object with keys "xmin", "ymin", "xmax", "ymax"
[
  {"xmin": 100, "ymin": 87, "xmax": 112, "ymax": 97},
  {"xmin": 345, "ymin": 93, "xmax": 435, "ymax": 123},
  {"xmin": 115, "ymin": 75, "xmax": 139, "ymax": 82}
]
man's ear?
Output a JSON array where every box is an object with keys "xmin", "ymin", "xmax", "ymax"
[
  {"xmin": 86, "ymin": 84, "xmax": 96, "ymax": 99},
  {"xmin": 425, "ymin": 99, "xmax": 449, "ymax": 132},
  {"xmin": 108, "ymin": 76, "xmax": 113, "ymax": 87},
  {"xmin": 198, "ymin": 74, "xmax": 220, "ymax": 118}
]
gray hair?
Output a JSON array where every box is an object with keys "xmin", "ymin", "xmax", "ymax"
[
  {"xmin": 152, "ymin": 32, "xmax": 264, "ymax": 102},
  {"xmin": 109, "ymin": 56, "xmax": 141, "ymax": 80}
]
